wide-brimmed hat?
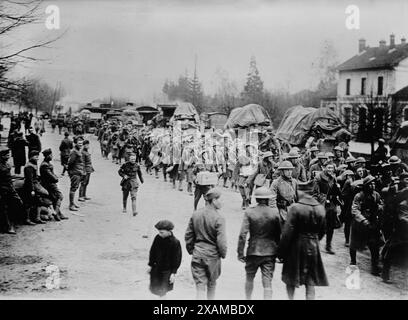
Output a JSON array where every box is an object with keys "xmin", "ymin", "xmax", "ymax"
[
  {"xmin": 388, "ymin": 155, "xmax": 401, "ymax": 165},
  {"xmin": 334, "ymin": 146, "xmax": 343, "ymax": 152},
  {"xmin": 278, "ymin": 160, "xmax": 294, "ymax": 170},
  {"xmin": 205, "ymin": 188, "xmax": 222, "ymax": 201},
  {"xmin": 262, "ymin": 151, "xmax": 273, "ymax": 159},
  {"xmin": 363, "ymin": 175, "xmax": 376, "ymax": 186},
  {"xmin": 155, "ymin": 220, "xmax": 174, "ymax": 231},
  {"xmin": 343, "ymin": 170, "xmax": 355, "ymax": 176},
  {"xmin": 326, "ymin": 152, "xmax": 335, "ymax": 158},
  {"xmin": 310, "ymin": 146, "xmax": 319, "ymax": 152},
  {"xmin": 317, "ymin": 152, "xmax": 328, "ymax": 159},
  {"xmin": 355, "ymin": 157, "xmax": 366, "ymax": 164},
  {"xmin": 287, "ymin": 150, "xmax": 299, "ymax": 159},
  {"xmin": 253, "ymin": 187, "xmax": 272, "ymax": 199},
  {"xmin": 345, "ymin": 156, "xmax": 356, "ymax": 163}
]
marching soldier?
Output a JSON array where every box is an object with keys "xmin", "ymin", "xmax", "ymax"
[
  {"xmin": 185, "ymin": 188, "xmax": 227, "ymax": 300},
  {"xmin": 237, "ymin": 187, "xmax": 281, "ymax": 300},
  {"xmin": 67, "ymin": 138, "xmax": 85, "ymax": 211},
  {"xmin": 59, "ymin": 132, "xmax": 73, "ymax": 176},
  {"xmin": 118, "ymin": 153, "xmax": 144, "ymax": 215}
]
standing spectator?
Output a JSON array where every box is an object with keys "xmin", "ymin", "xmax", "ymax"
[
  {"xmin": 26, "ymin": 127, "xmax": 42, "ymax": 154},
  {"xmin": 237, "ymin": 187, "xmax": 281, "ymax": 300},
  {"xmin": 381, "ymin": 172, "xmax": 408, "ymax": 283},
  {"xmin": 79, "ymin": 140, "xmax": 94, "ymax": 201},
  {"xmin": 11, "ymin": 132, "xmax": 28, "ymax": 175},
  {"xmin": 340, "ymin": 170, "xmax": 357, "ymax": 247},
  {"xmin": 57, "ymin": 117, "xmax": 64, "ymax": 135},
  {"xmin": 373, "ymin": 139, "xmax": 388, "ymax": 164},
  {"xmin": 278, "ymin": 180, "xmax": 329, "ymax": 300},
  {"xmin": 40, "ymin": 148, "xmax": 68, "ymax": 221},
  {"xmin": 185, "ymin": 188, "xmax": 227, "ymax": 300},
  {"xmin": 118, "ymin": 153, "xmax": 144, "ymax": 215},
  {"xmin": 67, "ymin": 138, "xmax": 84, "ymax": 211},
  {"xmin": 312, "ymin": 162, "xmax": 342, "ymax": 254},
  {"xmin": 269, "ymin": 161, "xmax": 298, "ymax": 227},
  {"xmin": 148, "ymin": 220, "xmax": 182, "ymax": 299},
  {"xmin": 59, "ymin": 132, "xmax": 73, "ymax": 176},
  {"xmin": 350, "ymin": 175, "xmax": 384, "ymax": 276},
  {"xmin": 0, "ymin": 147, "xmax": 25, "ymax": 234}
]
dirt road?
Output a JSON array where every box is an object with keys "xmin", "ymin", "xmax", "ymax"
[{"xmin": 0, "ymin": 121, "xmax": 407, "ymax": 299}]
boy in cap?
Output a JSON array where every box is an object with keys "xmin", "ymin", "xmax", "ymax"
[
  {"xmin": 185, "ymin": 188, "xmax": 227, "ymax": 299},
  {"xmin": 148, "ymin": 220, "xmax": 182, "ymax": 299}
]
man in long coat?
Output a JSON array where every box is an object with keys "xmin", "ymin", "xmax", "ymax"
[
  {"xmin": 278, "ymin": 180, "xmax": 328, "ymax": 300},
  {"xmin": 26, "ymin": 127, "xmax": 42, "ymax": 154},
  {"xmin": 67, "ymin": 138, "xmax": 84, "ymax": 211},
  {"xmin": 185, "ymin": 188, "xmax": 227, "ymax": 300},
  {"xmin": 11, "ymin": 132, "xmax": 28, "ymax": 175},
  {"xmin": 59, "ymin": 131, "xmax": 73, "ymax": 176}
]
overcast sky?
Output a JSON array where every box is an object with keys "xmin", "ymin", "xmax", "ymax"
[{"xmin": 8, "ymin": 0, "xmax": 408, "ymax": 104}]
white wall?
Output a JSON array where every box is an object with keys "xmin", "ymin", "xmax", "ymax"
[
  {"xmin": 394, "ymin": 57, "xmax": 408, "ymax": 93},
  {"xmin": 338, "ymin": 69, "xmax": 395, "ymax": 97}
]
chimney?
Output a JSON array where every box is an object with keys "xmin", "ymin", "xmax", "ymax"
[
  {"xmin": 359, "ymin": 39, "xmax": 366, "ymax": 53},
  {"xmin": 390, "ymin": 34, "xmax": 395, "ymax": 48},
  {"xmin": 379, "ymin": 40, "xmax": 386, "ymax": 48},
  {"xmin": 402, "ymin": 37, "xmax": 406, "ymax": 45}
]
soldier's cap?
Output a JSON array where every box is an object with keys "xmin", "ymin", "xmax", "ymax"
[
  {"xmin": 363, "ymin": 175, "xmax": 376, "ymax": 186},
  {"xmin": 317, "ymin": 152, "xmax": 328, "ymax": 159},
  {"xmin": 297, "ymin": 180, "xmax": 314, "ymax": 193},
  {"xmin": 355, "ymin": 157, "xmax": 366, "ymax": 164},
  {"xmin": 388, "ymin": 155, "xmax": 401, "ymax": 164},
  {"xmin": 325, "ymin": 152, "xmax": 335, "ymax": 158},
  {"xmin": 310, "ymin": 146, "xmax": 319, "ymax": 152},
  {"xmin": 0, "ymin": 146, "xmax": 10, "ymax": 156},
  {"xmin": 334, "ymin": 146, "xmax": 343, "ymax": 152},
  {"xmin": 378, "ymin": 138, "xmax": 385, "ymax": 144},
  {"xmin": 204, "ymin": 188, "xmax": 222, "ymax": 201},
  {"xmin": 323, "ymin": 161, "xmax": 335, "ymax": 167},
  {"xmin": 400, "ymin": 171, "xmax": 408, "ymax": 179},
  {"xmin": 42, "ymin": 148, "xmax": 52, "ymax": 157},
  {"xmin": 343, "ymin": 170, "xmax": 355, "ymax": 176},
  {"xmin": 83, "ymin": 140, "xmax": 90, "ymax": 145},
  {"xmin": 278, "ymin": 160, "xmax": 294, "ymax": 170},
  {"xmin": 253, "ymin": 186, "xmax": 272, "ymax": 199},
  {"xmin": 17, "ymin": 132, "xmax": 23, "ymax": 137},
  {"xmin": 64, "ymin": 132, "xmax": 69, "ymax": 136},
  {"xmin": 154, "ymin": 220, "xmax": 174, "ymax": 231},
  {"xmin": 29, "ymin": 150, "xmax": 40, "ymax": 158},
  {"xmin": 287, "ymin": 149, "xmax": 299, "ymax": 159},
  {"xmin": 262, "ymin": 151, "xmax": 273, "ymax": 159},
  {"xmin": 345, "ymin": 156, "xmax": 356, "ymax": 163}
]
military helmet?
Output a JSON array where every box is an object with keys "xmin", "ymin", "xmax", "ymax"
[
  {"xmin": 253, "ymin": 187, "xmax": 273, "ymax": 199},
  {"xmin": 278, "ymin": 160, "xmax": 294, "ymax": 170}
]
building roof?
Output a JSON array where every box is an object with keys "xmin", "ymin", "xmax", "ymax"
[
  {"xmin": 393, "ymin": 85, "xmax": 408, "ymax": 98},
  {"xmin": 337, "ymin": 43, "xmax": 408, "ymax": 72}
]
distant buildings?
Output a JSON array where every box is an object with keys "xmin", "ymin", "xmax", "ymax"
[{"xmin": 322, "ymin": 34, "xmax": 408, "ymax": 142}]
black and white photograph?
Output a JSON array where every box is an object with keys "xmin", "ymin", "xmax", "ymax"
[{"xmin": 0, "ymin": 0, "xmax": 408, "ymax": 302}]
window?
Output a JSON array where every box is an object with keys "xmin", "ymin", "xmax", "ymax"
[
  {"xmin": 346, "ymin": 79, "xmax": 351, "ymax": 95},
  {"xmin": 378, "ymin": 76, "xmax": 383, "ymax": 95},
  {"xmin": 361, "ymin": 78, "xmax": 366, "ymax": 95}
]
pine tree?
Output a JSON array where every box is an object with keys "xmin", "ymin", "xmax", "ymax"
[
  {"xmin": 189, "ymin": 55, "xmax": 204, "ymax": 110},
  {"xmin": 241, "ymin": 55, "xmax": 264, "ymax": 104}
]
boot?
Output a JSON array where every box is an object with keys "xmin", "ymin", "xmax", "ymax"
[
  {"xmin": 325, "ymin": 246, "xmax": 335, "ymax": 255},
  {"xmin": 58, "ymin": 211, "xmax": 68, "ymax": 220},
  {"xmin": 263, "ymin": 288, "xmax": 273, "ymax": 300},
  {"xmin": 24, "ymin": 209, "xmax": 36, "ymax": 225},
  {"xmin": 53, "ymin": 213, "xmax": 61, "ymax": 221},
  {"xmin": 33, "ymin": 208, "xmax": 46, "ymax": 224},
  {"xmin": 381, "ymin": 264, "xmax": 392, "ymax": 283},
  {"xmin": 178, "ymin": 180, "xmax": 183, "ymax": 191},
  {"xmin": 69, "ymin": 192, "xmax": 79, "ymax": 211},
  {"xmin": 131, "ymin": 199, "xmax": 138, "ymax": 216},
  {"xmin": 371, "ymin": 264, "xmax": 382, "ymax": 276},
  {"xmin": 6, "ymin": 226, "xmax": 16, "ymax": 234}
]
